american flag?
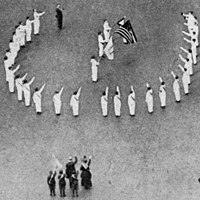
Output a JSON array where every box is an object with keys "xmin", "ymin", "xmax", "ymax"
[{"xmin": 115, "ymin": 20, "xmax": 137, "ymax": 44}]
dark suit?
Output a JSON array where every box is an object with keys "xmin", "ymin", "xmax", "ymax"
[
  {"xmin": 56, "ymin": 8, "xmax": 63, "ymax": 29},
  {"xmin": 58, "ymin": 174, "xmax": 66, "ymax": 197},
  {"xmin": 47, "ymin": 172, "xmax": 56, "ymax": 196},
  {"xmin": 65, "ymin": 156, "xmax": 78, "ymax": 188}
]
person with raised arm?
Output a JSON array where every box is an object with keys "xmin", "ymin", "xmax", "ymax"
[
  {"xmin": 145, "ymin": 83, "xmax": 153, "ymax": 114},
  {"xmin": 53, "ymin": 87, "xmax": 64, "ymax": 115},
  {"xmin": 15, "ymin": 73, "xmax": 28, "ymax": 101},
  {"xmin": 128, "ymin": 86, "xmax": 136, "ymax": 116},
  {"xmin": 33, "ymin": 83, "xmax": 46, "ymax": 114},
  {"xmin": 23, "ymin": 77, "xmax": 35, "ymax": 106},
  {"xmin": 114, "ymin": 86, "xmax": 121, "ymax": 117},
  {"xmin": 178, "ymin": 65, "xmax": 190, "ymax": 95},
  {"xmin": 70, "ymin": 87, "xmax": 82, "ymax": 117},
  {"xmin": 101, "ymin": 87, "xmax": 109, "ymax": 117}
]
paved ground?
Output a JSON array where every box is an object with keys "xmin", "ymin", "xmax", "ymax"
[{"xmin": 1, "ymin": 0, "xmax": 200, "ymax": 199}]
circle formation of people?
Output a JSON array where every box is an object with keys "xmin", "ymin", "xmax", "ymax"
[
  {"xmin": 2, "ymin": 2, "xmax": 199, "ymax": 198},
  {"xmin": 3, "ymin": 7, "xmax": 199, "ymax": 118}
]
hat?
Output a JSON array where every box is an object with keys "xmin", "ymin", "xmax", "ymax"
[
  {"xmin": 161, "ymin": 82, "xmax": 165, "ymax": 85},
  {"xmin": 59, "ymin": 170, "xmax": 63, "ymax": 174},
  {"xmin": 69, "ymin": 156, "xmax": 72, "ymax": 161}
]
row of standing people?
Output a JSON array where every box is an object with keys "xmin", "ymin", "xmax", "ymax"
[
  {"xmin": 47, "ymin": 156, "xmax": 92, "ymax": 198},
  {"xmin": 144, "ymin": 11, "xmax": 199, "ymax": 114}
]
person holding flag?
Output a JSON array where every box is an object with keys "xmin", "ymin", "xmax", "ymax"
[{"xmin": 104, "ymin": 36, "xmax": 114, "ymax": 60}]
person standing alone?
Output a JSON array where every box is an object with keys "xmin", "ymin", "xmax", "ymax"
[{"xmin": 56, "ymin": 4, "xmax": 64, "ymax": 30}]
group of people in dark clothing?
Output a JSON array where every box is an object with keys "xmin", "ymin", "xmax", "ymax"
[{"xmin": 47, "ymin": 155, "xmax": 92, "ymax": 198}]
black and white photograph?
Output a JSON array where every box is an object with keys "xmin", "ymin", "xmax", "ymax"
[{"xmin": 1, "ymin": 0, "xmax": 200, "ymax": 199}]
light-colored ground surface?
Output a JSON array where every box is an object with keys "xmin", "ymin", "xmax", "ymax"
[{"xmin": 1, "ymin": 0, "xmax": 200, "ymax": 199}]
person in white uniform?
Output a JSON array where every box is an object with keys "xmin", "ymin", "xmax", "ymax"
[
  {"xmin": 18, "ymin": 21, "xmax": 26, "ymax": 47},
  {"xmin": 70, "ymin": 87, "xmax": 82, "ymax": 117},
  {"xmin": 15, "ymin": 73, "xmax": 28, "ymax": 101},
  {"xmin": 159, "ymin": 77, "xmax": 166, "ymax": 108},
  {"xmin": 33, "ymin": 83, "xmax": 46, "ymax": 114},
  {"xmin": 114, "ymin": 86, "xmax": 121, "ymax": 117},
  {"xmin": 171, "ymin": 71, "xmax": 181, "ymax": 102},
  {"xmin": 103, "ymin": 19, "xmax": 112, "ymax": 43},
  {"xmin": 104, "ymin": 36, "xmax": 114, "ymax": 60},
  {"xmin": 91, "ymin": 56, "xmax": 99, "ymax": 82},
  {"xmin": 9, "ymin": 39, "xmax": 18, "ymax": 62},
  {"xmin": 4, "ymin": 56, "xmax": 12, "ymax": 82},
  {"xmin": 7, "ymin": 65, "xmax": 20, "ymax": 93},
  {"xmin": 33, "ymin": 9, "xmax": 45, "ymax": 35},
  {"xmin": 128, "ymin": 86, "xmax": 136, "ymax": 116},
  {"xmin": 180, "ymin": 47, "xmax": 193, "ymax": 75},
  {"xmin": 178, "ymin": 65, "xmax": 190, "ymax": 95},
  {"xmin": 53, "ymin": 87, "xmax": 64, "ymax": 115},
  {"xmin": 12, "ymin": 31, "xmax": 20, "ymax": 53},
  {"xmin": 25, "ymin": 17, "xmax": 34, "ymax": 42},
  {"xmin": 23, "ymin": 77, "xmax": 35, "ymax": 106},
  {"xmin": 183, "ymin": 37, "xmax": 198, "ymax": 64},
  {"xmin": 98, "ymin": 31, "xmax": 106, "ymax": 57},
  {"xmin": 145, "ymin": 83, "xmax": 153, "ymax": 114},
  {"xmin": 179, "ymin": 54, "xmax": 192, "ymax": 77},
  {"xmin": 5, "ymin": 49, "xmax": 14, "ymax": 66},
  {"xmin": 101, "ymin": 87, "xmax": 109, "ymax": 117}
]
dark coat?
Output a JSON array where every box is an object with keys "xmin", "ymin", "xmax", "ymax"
[
  {"xmin": 58, "ymin": 174, "xmax": 66, "ymax": 186},
  {"xmin": 80, "ymin": 168, "xmax": 92, "ymax": 189},
  {"xmin": 56, "ymin": 8, "xmax": 63, "ymax": 20},
  {"xmin": 47, "ymin": 173, "xmax": 56, "ymax": 186},
  {"xmin": 65, "ymin": 157, "xmax": 78, "ymax": 178}
]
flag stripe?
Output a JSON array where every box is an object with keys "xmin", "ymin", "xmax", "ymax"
[
  {"xmin": 115, "ymin": 27, "xmax": 132, "ymax": 44},
  {"xmin": 115, "ymin": 19, "xmax": 137, "ymax": 44}
]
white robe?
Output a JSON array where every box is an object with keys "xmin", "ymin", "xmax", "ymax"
[
  {"xmin": 173, "ymin": 79, "xmax": 180, "ymax": 102},
  {"xmin": 128, "ymin": 93, "xmax": 135, "ymax": 116},
  {"xmin": 16, "ymin": 78, "xmax": 24, "ymax": 101},
  {"xmin": 104, "ymin": 36, "xmax": 114, "ymax": 60},
  {"xmin": 101, "ymin": 95, "xmax": 108, "ymax": 116},
  {"xmin": 70, "ymin": 95, "xmax": 79, "ymax": 116},
  {"xmin": 53, "ymin": 93, "xmax": 62, "ymax": 114},
  {"xmin": 33, "ymin": 92, "xmax": 42, "ymax": 112},
  {"xmin": 91, "ymin": 59, "xmax": 99, "ymax": 82},
  {"xmin": 103, "ymin": 21, "xmax": 111, "ymax": 42},
  {"xmin": 33, "ymin": 11, "xmax": 44, "ymax": 34},
  {"xmin": 25, "ymin": 19, "xmax": 33, "ymax": 42},
  {"xmin": 98, "ymin": 35, "xmax": 105, "ymax": 57},
  {"xmin": 182, "ymin": 71, "xmax": 190, "ymax": 94},
  {"xmin": 18, "ymin": 25, "xmax": 26, "ymax": 46},
  {"xmin": 4, "ymin": 59, "xmax": 12, "ymax": 82},
  {"xmin": 114, "ymin": 95, "xmax": 121, "ymax": 117},
  {"xmin": 159, "ymin": 85, "xmax": 166, "ymax": 107},
  {"xmin": 7, "ymin": 70, "xmax": 15, "ymax": 92},
  {"xmin": 146, "ymin": 89, "xmax": 153, "ymax": 113},
  {"xmin": 191, "ymin": 43, "xmax": 197, "ymax": 64},
  {"xmin": 186, "ymin": 54, "xmax": 193, "ymax": 75}
]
